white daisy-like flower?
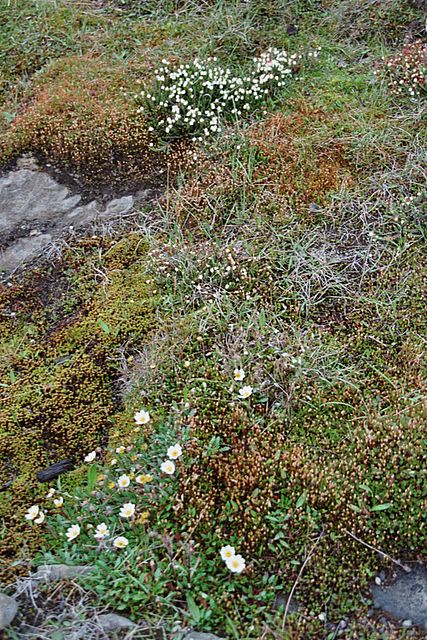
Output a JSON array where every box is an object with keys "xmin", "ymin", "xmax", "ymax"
[
  {"xmin": 34, "ymin": 511, "xmax": 45, "ymax": 524},
  {"xmin": 134, "ymin": 410, "xmax": 150, "ymax": 425},
  {"xmin": 115, "ymin": 446, "xmax": 126, "ymax": 454},
  {"xmin": 53, "ymin": 496, "xmax": 64, "ymax": 507},
  {"xmin": 94, "ymin": 523, "xmax": 110, "ymax": 539},
  {"xmin": 84, "ymin": 451, "xmax": 96, "ymax": 463},
  {"xmin": 119, "ymin": 503, "xmax": 135, "ymax": 519},
  {"xmin": 167, "ymin": 443, "xmax": 183, "ymax": 460},
  {"xmin": 25, "ymin": 505, "xmax": 40, "ymax": 521},
  {"xmin": 117, "ymin": 474, "xmax": 131, "ymax": 489},
  {"xmin": 220, "ymin": 545, "xmax": 236, "ymax": 561},
  {"xmin": 110, "ymin": 458, "xmax": 117, "ymax": 466},
  {"xmin": 238, "ymin": 385, "xmax": 253, "ymax": 399},
  {"xmin": 233, "ymin": 368, "xmax": 245, "ymax": 381},
  {"xmin": 46, "ymin": 488, "xmax": 56, "ymax": 499},
  {"xmin": 66, "ymin": 524, "xmax": 81, "ymax": 542},
  {"xmin": 225, "ymin": 554, "xmax": 246, "ymax": 573},
  {"xmin": 113, "ymin": 536, "xmax": 129, "ymax": 549},
  {"xmin": 160, "ymin": 460, "xmax": 176, "ymax": 475}
]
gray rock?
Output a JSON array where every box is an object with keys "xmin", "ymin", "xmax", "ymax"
[
  {"xmin": 65, "ymin": 199, "xmax": 101, "ymax": 225},
  {"xmin": 183, "ymin": 633, "xmax": 224, "ymax": 640},
  {"xmin": 16, "ymin": 154, "xmax": 39, "ymax": 171},
  {"xmin": 371, "ymin": 564, "xmax": 427, "ymax": 629},
  {"xmin": 0, "ymin": 169, "xmax": 81, "ymax": 233},
  {"xmin": 0, "ymin": 234, "xmax": 52, "ymax": 271},
  {"xmin": 273, "ymin": 592, "xmax": 299, "ymax": 613},
  {"xmin": 97, "ymin": 613, "xmax": 137, "ymax": 631},
  {"xmin": 0, "ymin": 168, "xmax": 135, "ymax": 272},
  {"xmin": 0, "ymin": 593, "xmax": 18, "ymax": 630},
  {"xmin": 103, "ymin": 196, "xmax": 134, "ymax": 217},
  {"xmin": 31, "ymin": 564, "xmax": 93, "ymax": 582}
]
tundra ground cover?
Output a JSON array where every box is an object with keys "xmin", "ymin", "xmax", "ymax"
[{"xmin": 0, "ymin": 0, "xmax": 426, "ymax": 638}]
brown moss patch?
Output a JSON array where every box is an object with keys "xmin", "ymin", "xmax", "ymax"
[
  {"xmin": 0, "ymin": 55, "xmax": 192, "ymax": 198},
  {"xmin": 247, "ymin": 104, "xmax": 354, "ymax": 211}
]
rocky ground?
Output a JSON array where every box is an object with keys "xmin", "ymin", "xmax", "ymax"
[{"xmin": 0, "ymin": 0, "xmax": 426, "ymax": 638}]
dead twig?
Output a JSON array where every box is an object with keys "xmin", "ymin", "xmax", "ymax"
[
  {"xmin": 282, "ymin": 531, "xmax": 324, "ymax": 631},
  {"xmin": 344, "ymin": 529, "xmax": 411, "ymax": 573}
]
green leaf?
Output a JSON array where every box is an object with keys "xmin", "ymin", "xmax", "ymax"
[
  {"xmin": 259, "ymin": 308, "xmax": 266, "ymax": 329},
  {"xmin": 359, "ymin": 484, "xmax": 372, "ymax": 494},
  {"xmin": 97, "ymin": 319, "xmax": 111, "ymax": 334},
  {"xmin": 87, "ymin": 464, "xmax": 97, "ymax": 491},
  {"xmin": 186, "ymin": 593, "xmax": 201, "ymax": 623},
  {"xmin": 349, "ymin": 504, "xmax": 361, "ymax": 513},
  {"xmin": 296, "ymin": 491, "xmax": 307, "ymax": 509},
  {"xmin": 2, "ymin": 111, "xmax": 16, "ymax": 124},
  {"xmin": 9, "ymin": 369, "xmax": 16, "ymax": 384},
  {"xmin": 371, "ymin": 503, "xmax": 392, "ymax": 512},
  {"xmin": 230, "ymin": 499, "xmax": 239, "ymax": 512}
]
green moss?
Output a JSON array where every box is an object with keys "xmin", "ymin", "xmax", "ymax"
[{"xmin": 0, "ymin": 234, "xmax": 156, "ymax": 581}]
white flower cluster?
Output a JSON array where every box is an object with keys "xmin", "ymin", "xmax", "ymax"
[
  {"xmin": 374, "ymin": 42, "xmax": 427, "ymax": 99},
  {"xmin": 136, "ymin": 49, "xmax": 308, "ymax": 140}
]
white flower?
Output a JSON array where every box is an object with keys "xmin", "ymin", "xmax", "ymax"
[
  {"xmin": 46, "ymin": 488, "xmax": 56, "ymax": 498},
  {"xmin": 238, "ymin": 385, "xmax": 253, "ymax": 399},
  {"xmin": 119, "ymin": 502, "xmax": 136, "ymax": 519},
  {"xmin": 66, "ymin": 524, "xmax": 81, "ymax": 542},
  {"xmin": 94, "ymin": 523, "xmax": 110, "ymax": 539},
  {"xmin": 84, "ymin": 451, "xmax": 96, "ymax": 463},
  {"xmin": 110, "ymin": 458, "xmax": 117, "ymax": 466},
  {"xmin": 225, "ymin": 554, "xmax": 246, "ymax": 573},
  {"xmin": 233, "ymin": 368, "xmax": 245, "ymax": 381},
  {"xmin": 25, "ymin": 505, "xmax": 40, "ymax": 521},
  {"xmin": 160, "ymin": 460, "xmax": 176, "ymax": 475},
  {"xmin": 113, "ymin": 536, "xmax": 129, "ymax": 549},
  {"xmin": 115, "ymin": 446, "xmax": 125, "ymax": 454},
  {"xmin": 134, "ymin": 410, "xmax": 150, "ymax": 425},
  {"xmin": 34, "ymin": 511, "xmax": 45, "ymax": 524},
  {"xmin": 117, "ymin": 474, "xmax": 131, "ymax": 489},
  {"xmin": 167, "ymin": 443, "xmax": 183, "ymax": 460},
  {"xmin": 53, "ymin": 496, "xmax": 64, "ymax": 507},
  {"xmin": 220, "ymin": 545, "xmax": 235, "ymax": 561}
]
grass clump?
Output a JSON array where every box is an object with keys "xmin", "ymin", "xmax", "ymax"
[
  {"xmin": 0, "ymin": 0, "xmax": 103, "ymax": 100},
  {"xmin": 326, "ymin": 0, "xmax": 424, "ymax": 46}
]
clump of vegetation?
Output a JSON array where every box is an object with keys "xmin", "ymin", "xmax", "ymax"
[
  {"xmin": 1, "ymin": 0, "xmax": 427, "ymax": 638},
  {"xmin": 0, "ymin": 234, "xmax": 156, "ymax": 581},
  {"xmin": 327, "ymin": 0, "xmax": 424, "ymax": 45},
  {"xmin": 375, "ymin": 41, "xmax": 427, "ymax": 98},
  {"xmin": 247, "ymin": 105, "xmax": 353, "ymax": 210},
  {"xmin": 136, "ymin": 48, "xmax": 315, "ymax": 142},
  {"xmin": 0, "ymin": 0, "xmax": 104, "ymax": 100},
  {"xmin": 0, "ymin": 57, "xmax": 158, "ymax": 188}
]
